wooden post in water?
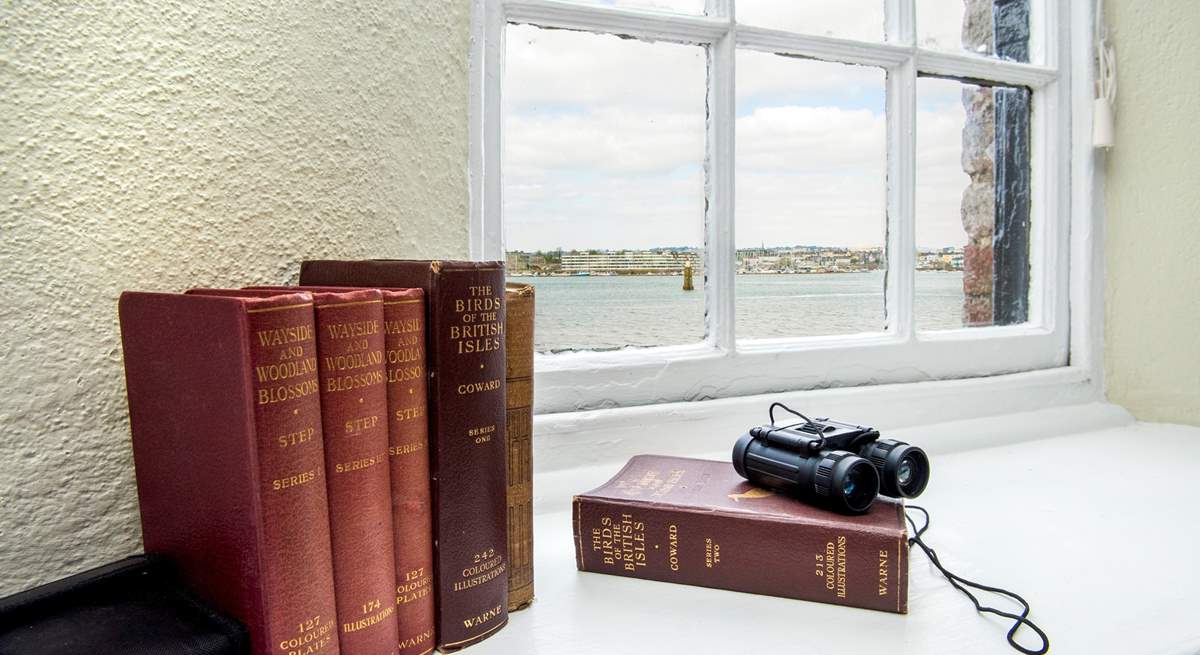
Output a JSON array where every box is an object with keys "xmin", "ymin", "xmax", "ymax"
[{"xmin": 682, "ymin": 262, "xmax": 694, "ymax": 291}]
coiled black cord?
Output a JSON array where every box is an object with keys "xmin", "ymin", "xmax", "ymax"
[{"xmin": 905, "ymin": 505, "xmax": 1050, "ymax": 655}]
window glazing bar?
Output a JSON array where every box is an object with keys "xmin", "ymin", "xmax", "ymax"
[
  {"xmin": 705, "ymin": 0, "xmax": 735, "ymax": 351},
  {"xmin": 883, "ymin": 0, "xmax": 916, "ymax": 339},
  {"xmin": 736, "ymin": 25, "xmax": 911, "ymax": 69},
  {"xmin": 885, "ymin": 0, "xmax": 916, "ymax": 46},
  {"xmin": 915, "ymin": 50, "xmax": 1056, "ymax": 89},
  {"xmin": 504, "ymin": 0, "xmax": 728, "ymax": 45}
]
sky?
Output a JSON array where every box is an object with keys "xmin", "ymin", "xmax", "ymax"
[{"xmin": 503, "ymin": 1, "xmax": 997, "ymax": 252}]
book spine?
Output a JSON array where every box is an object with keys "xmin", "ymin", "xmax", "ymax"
[
  {"xmin": 573, "ymin": 497, "xmax": 908, "ymax": 614},
  {"xmin": 427, "ymin": 266, "xmax": 509, "ymax": 650},
  {"xmin": 243, "ymin": 300, "xmax": 343, "ymax": 655},
  {"xmin": 380, "ymin": 290, "xmax": 437, "ymax": 655},
  {"xmin": 503, "ymin": 283, "xmax": 535, "ymax": 611},
  {"xmin": 314, "ymin": 291, "xmax": 401, "ymax": 655}
]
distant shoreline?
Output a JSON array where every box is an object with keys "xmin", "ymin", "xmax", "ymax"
[{"xmin": 507, "ymin": 269, "xmax": 962, "ymax": 277}]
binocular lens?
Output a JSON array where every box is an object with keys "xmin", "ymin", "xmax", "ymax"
[
  {"xmin": 836, "ymin": 460, "xmax": 879, "ymax": 513},
  {"xmin": 860, "ymin": 439, "xmax": 929, "ymax": 499}
]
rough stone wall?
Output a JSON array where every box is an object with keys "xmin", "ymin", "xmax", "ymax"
[
  {"xmin": 960, "ymin": 0, "xmax": 996, "ymax": 326},
  {"xmin": 0, "ymin": 0, "xmax": 471, "ymax": 594}
]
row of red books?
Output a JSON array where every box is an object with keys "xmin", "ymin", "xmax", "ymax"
[{"xmin": 119, "ymin": 260, "xmax": 509, "ymax": 655}]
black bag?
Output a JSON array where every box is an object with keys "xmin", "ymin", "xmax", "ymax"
[{"xmin": 0, "ymin": 555, "xmax": 248, "ymax": 655}]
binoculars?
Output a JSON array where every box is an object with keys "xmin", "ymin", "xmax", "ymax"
[{"xmin": 733, "ymin": 416, "xmax": 929, "ymax": 514}]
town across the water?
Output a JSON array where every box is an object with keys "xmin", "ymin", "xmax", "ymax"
[{"xmin": 506, "ymin": 246, "xmax": 964, "ymax": 276}]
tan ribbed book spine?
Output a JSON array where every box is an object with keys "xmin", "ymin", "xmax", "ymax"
[{"xmin": 504, "ymin": 282, "xmax": 535, "ymax": 611}]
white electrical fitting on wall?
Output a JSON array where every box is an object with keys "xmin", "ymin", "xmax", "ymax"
[{"xmin": 1093, "ymin": 0, "xmax": 1116, "ymax": 148}]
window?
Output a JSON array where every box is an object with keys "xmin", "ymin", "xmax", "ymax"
[{"xmin": 471, "ymin": 0, "xmax": 1079, "ymax": 413}]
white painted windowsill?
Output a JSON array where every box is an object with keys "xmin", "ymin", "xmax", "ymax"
[{"xmin": 474, "ymin": 401, "xmax": 1200, "ymax": 655}]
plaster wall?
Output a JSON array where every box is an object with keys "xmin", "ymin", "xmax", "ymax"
[
  {"xmin": 1104, "ymin": 1, "xmax": 1200, "ymax": 425},
  {"xmin": 0, "ymin": 1, "xmax": 470, "ymax": 594}
]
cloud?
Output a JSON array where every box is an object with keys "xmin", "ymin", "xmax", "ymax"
[
  {"xmin": 502, "ymin": 22, "xmax": 983, "ymax": 251},
  {"xmin": 505, "ymin": 108, "xmax": 704, "ymax": 178},
  {"xmin": 916, "ymin": 0, "xmax": 970, "ymax": 52},
  {"xmin": 737, "ymin": 0, "xmax": 885, "ymax": 41},
  {"xmin": 504, "ymin": 24, "xmax": 705, "ymax": 113}
]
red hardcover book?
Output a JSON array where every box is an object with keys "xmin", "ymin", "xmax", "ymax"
[
  {"xmin": 119, "ymin": 291, "xmax": 340, "ymax": 655},
  {"xmin": 379, "ymin": 289, "xmax": 437, "ymax": 655},
  {"xmin": 311, "ymin": 289, "xmax": 401, "ymax": 655},
  {"xmin": 574, "ymin": 455, "xmax": 909, "ymax": 613},
  {"xmin": 299, "ymin": 260, "xmax": 509, "ymax": 652},
  {"xmin": 249, "ymin": 285, "xmax": 436, "ymax": 655}
]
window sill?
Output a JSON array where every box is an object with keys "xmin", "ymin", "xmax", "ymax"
[
  {"xmin": 479, "ymin": 403, "xmax": 1200, "ymax": 654},
  {"xmin": 532, "ymin": 365, "xmax": 1104, "ymax": 476}
]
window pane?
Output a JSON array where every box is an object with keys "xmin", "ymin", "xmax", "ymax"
[
  {"xmin": 555, "ymin": 0, "xmax": 704, "ymax": 15},
  {"xmin": 916, "ymin": 76, "xmax": 1032, "ymax": 330},
  {"xmin": 503, "ymin": 25, "xmax": 707, "ymax": 352},
  {"xmin": 738, "ymin": 0, "xmax": 885, "ymax": 42},
  {"xmin": 917, "ymin": 0, "xmax": 1032, "ymax": 62},
  {"xmin": 735, "ymin": 51, "xmax": 887, "ymax": 339}
]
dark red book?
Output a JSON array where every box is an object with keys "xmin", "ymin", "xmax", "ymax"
[
  {"xmin": 574, "ymin": 455, "xmax": 909, "ymax": 613},
  {"xmin": 119, "ymin": 291, "xmax": 341, "ymax": 655},
  {"xmin": 299, "ymin": 260, "xmax": 509, "ymax": 651},
  {"xmin": 311, "ymin": 289, "xmax": 401, "ymax": 655}
]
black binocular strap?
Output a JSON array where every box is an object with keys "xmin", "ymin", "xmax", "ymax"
[
  {"xmin": 767, "ymin": 402, "xmax": 826, "ymax": 448},
  {"xmin": 905, "ymin": 505, "xmax": 1050, "ymax": 655}
]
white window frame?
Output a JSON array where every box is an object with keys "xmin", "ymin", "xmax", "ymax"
[{"xmin": 469, "ymin": 0, "xmax": 1103, "ymax": 416}]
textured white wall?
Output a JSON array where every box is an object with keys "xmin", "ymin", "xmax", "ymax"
[
  {"xmin": 1104, "ymin": 1, "xmax": 1200, "ymax": 426},
  {"xmin": 0, "ymin": 1, "xmax": 470, "ymax": 594}
]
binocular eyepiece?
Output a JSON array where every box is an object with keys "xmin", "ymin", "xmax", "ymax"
[{"xmin": 732, "ymin": 417, "xmax": 929, "ymax": 514}]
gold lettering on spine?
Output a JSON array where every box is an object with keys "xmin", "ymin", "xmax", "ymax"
[
  {"xmin": 398, "ymin": 628, "xmax": 434, "ymax": 651},
  {"xmin": 254, "ymin": 319, "xmax": 320, "ymax": 405},
  {"xmin": 258, "ymin": 323, "xmax": 314, "ymax": 347},
  {"xmin": 397, "ymin": 567, "xmax": 432, "ymax": 605},
  {"xmin": 818, "ymin": 535, "xmax": 850, "ymax": 598},
  {"xmin": 272, "ymin": 468, "xmax": 319, "ymax": 491},
  {"xmin": 393, "ymin": 405, "xmax": 425, "ymax": 424},
  {"xmin": 453, "ymin": 548, "xmax": 505, "ymax": 592},
  {"xmin": 320, "ymin": 316, "xmax": 386, "ymax": 393},
  {"xmin": 457, "ymin": 378, "xmax": 501, "ymax": 395},
  {"xmin": 325, "ymin": 319, "xmax": 380, "ymax": 340},
  {"xmin": 590, "ymin": 513, "xmax": 647, "ymax": 571},
  {"xmin": 333, "ymin": 450, "xmax": 387, "ymax": 474},
  {"xmin": 705, "ymin": 538, "xmax": 721, "ymax": 569},
  {"xmin": 667, "ymin": 525, "xmax": 680, "ymax": 572},
  {"xmin": 279, "ymin": 615, "xmax": 335, "ymax": 655},
  {"xmin": 384, "ymin": 312, "xmax": 423, "ymax": 386},
  {"xmin": 461, "ymin": 605, "xmax": 503, "ymax": 629},
  {"xmin": 449, "ymin": 285, "xmax": 504, "ymax": 356},
  {"xmin": 878, "ymin": 548, "xmax": 890, "ymax": 596},
  {"xmin": 836, "ymin": 535, "xmax": 848, "ymax": 598},
  {"xmin": 258, "ymin": 379, "xmax": 320, "ymax": 404},
  {"xmin": 341, "ymin": 598, "xmax": 395, "ymax": 634},
  {"xmin": 322, "ymin": 350, "xmax": 383, "ymax": 373},
  {"xmin": 389, "ymin": 439, "xmax": 425, "ymax": 456}
]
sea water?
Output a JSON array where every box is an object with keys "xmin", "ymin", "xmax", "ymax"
[{"xmin": 509, "ymin": 271, "xmax": 969, "ymax": 352}]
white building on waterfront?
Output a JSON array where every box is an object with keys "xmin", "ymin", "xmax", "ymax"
[{"xmin": 561, "ymin": 251, "xmax": 700, "ymax": 274}]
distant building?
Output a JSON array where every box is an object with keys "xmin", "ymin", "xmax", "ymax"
[{"xmin": 561, "ymin": 250, "xmax": 700, "ymax": 274}]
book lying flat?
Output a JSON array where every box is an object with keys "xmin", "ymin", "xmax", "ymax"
[{"xmin": 573, "ymin": 455, "xmax": 909, "ymax": 613}]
